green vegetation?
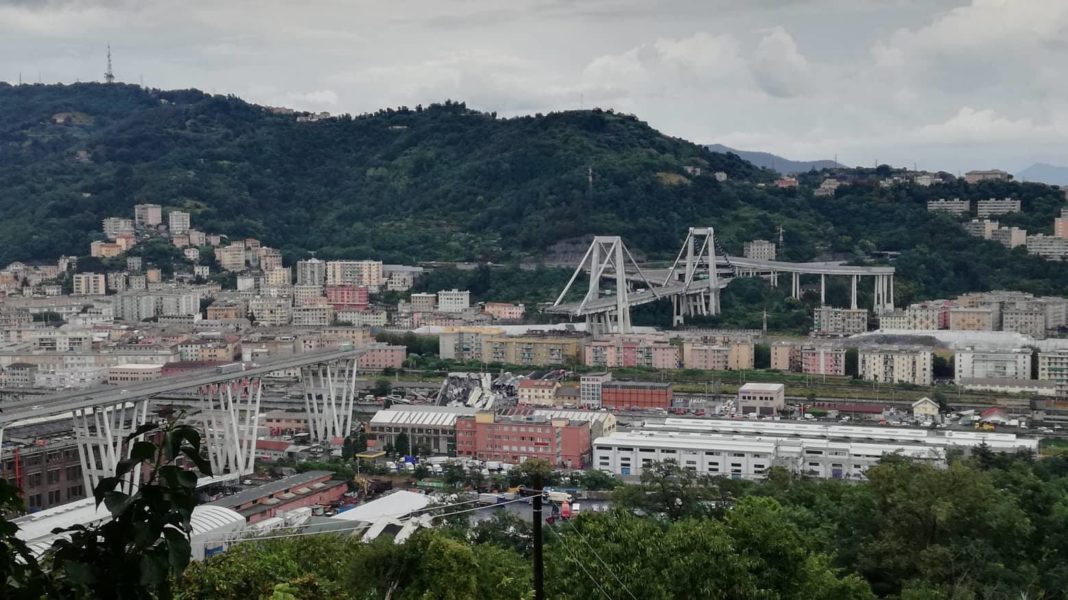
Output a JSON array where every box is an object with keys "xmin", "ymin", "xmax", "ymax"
[
  {"xmin": 1, "ymin": 419, "xmax": 214, "ymax": 599},
  {"xmin": 5, "ymin": 83, "xmax": 1068, "ymax": 305},
  {"xmin": 173, "ymin": 453, "xmax": 1068, "ymax": 599}
]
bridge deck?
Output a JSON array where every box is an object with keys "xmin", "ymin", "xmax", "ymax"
[{"xmin": 0, "ymin": 348, "xmax": 364, "ymax": 427}]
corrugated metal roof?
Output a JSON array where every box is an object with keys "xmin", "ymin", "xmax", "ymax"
[{"xmin": 370, "ymin": 408, "xmax": 475, "ymax": 427}]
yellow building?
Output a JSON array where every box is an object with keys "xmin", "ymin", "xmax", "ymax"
[{"xmin": 480, "ymin": 334, "xmax": 582, "ymax": 366}]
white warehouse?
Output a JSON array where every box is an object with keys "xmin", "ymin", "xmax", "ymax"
[{"xmin": 593, "ymin": 418, "xmax": 1038, "ymax": 480}]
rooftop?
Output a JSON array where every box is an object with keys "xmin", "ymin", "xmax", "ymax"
[{"xmin": 208, "ymin": 470, "xmax": 334, "ymax": 510}]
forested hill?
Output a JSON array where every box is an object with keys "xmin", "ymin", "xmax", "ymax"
[
  {"xmin": 0, "ymin": 82, "xmax": 767, "ymax": 265},
  {"xmin": 4, "ymin": 83, "xmax": 1068, "ymax": 303}
]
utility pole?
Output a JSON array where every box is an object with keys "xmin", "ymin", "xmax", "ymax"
[{"xmin": 531, "ymin": 479, "xmax": 545, "ymax": 600}]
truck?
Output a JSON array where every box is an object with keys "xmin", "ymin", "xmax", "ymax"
[{"xmin": 216, "ymin": 363, "xmax": 244, "ymax": 374}]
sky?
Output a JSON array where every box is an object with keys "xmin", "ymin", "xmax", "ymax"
[{"xmin": 1, "ymin": 0, "xmax": 1066, "ymax": 173}]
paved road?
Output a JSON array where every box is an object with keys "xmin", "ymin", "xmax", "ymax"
[{"xmin": 0, "ymin": 348, "xmax": 364, "ymax": 427}]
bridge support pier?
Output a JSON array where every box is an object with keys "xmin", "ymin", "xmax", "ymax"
[
  {"xmin": 73, "ymin": 400, "xmax": 151, "ymax": 496},
  {"xmin": 199, "ymin": 378, "xmax": 262, "ymax": 476},
  {"xmin": 820, "ymin": 274, "xmax": 826, "ymax": 305},
  {"xmin": 851, "ymin": 275, "xmax": 858, "ymax": 309},
  {"xmin": 301, "ymin": 359, "xmax": 358, "ymax": 444},
  {"xmin": 791, "ymin": 273, "xmax": 801, "ymax": 300}
]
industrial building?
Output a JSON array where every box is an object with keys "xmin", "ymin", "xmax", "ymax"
[{"xmin": 594, "ymin": 418, "xmax": 1037, "ymax": 479}]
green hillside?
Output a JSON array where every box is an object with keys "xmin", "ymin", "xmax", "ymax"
[
  {"xmin": 2, "ymin": 82, "xmax": 1068, "ymax": 304},
  {"xmin": 0, "ymin": 82, "xmax": 764, "ymax": 266}
]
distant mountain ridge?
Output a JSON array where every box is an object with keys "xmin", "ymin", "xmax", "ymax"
[
  {"xmin": 1016, "ymin": 163, "xmax": 1068, "ymax": 187},
  {"xmin": 705, "ymin": 143, "xmax": 841, "ymax": 175}
]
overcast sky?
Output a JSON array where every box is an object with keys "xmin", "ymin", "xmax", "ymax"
[{"xmin": 1, "ymin": 0, "xmax": 1066, "ymax": 172}]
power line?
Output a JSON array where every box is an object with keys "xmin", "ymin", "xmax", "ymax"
[
  {"xmin": 546, "ymin": 523, "xmax": 614, "ymax": 600},
  {"xmin": 547, "ymin": 500, "xmax": 637, "ymax": 600}
]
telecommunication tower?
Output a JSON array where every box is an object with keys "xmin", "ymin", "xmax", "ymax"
[{"xmin": 105, "ymin": 44, "xmax": 115, "ymax": 84}]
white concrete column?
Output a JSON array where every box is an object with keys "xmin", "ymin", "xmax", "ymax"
[
  {"xmin": 820, "ymin": 274, "xmax": 826, "ymax": 305},
  {"xmin": 889, "ymin": 275, "xmax": 895, "ymax": 310},
  {"xmin": 851, "ymin": 275, "xmax": 858, "ymax": 310}
]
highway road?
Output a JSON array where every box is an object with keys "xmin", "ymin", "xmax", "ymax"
[{"xmin": 0, "ymin": 348, "xmax": 365, "ymax": 427}]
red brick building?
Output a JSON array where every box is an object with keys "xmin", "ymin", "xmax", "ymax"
[
  {"xmin": 325, "ymin": 285, "xmax": 369, "ymax": 310},
  {"xmin": 455, "ymin": 412, "xmax": 591, "ymax": 468},
  {"xmin": 600, "ymin": 381, "xmax": 672, "ymax": 411}
]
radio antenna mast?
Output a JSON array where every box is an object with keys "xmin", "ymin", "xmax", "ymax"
[{"xmin": 105, "ymin": 44, "xmax": 115, "ymax": 84}]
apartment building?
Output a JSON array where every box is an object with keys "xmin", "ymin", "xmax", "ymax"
[
  {"xmin": 770, "ymin": 342, "xmax": 799, "ymax": 371},
  {"xmin": 437, "ymin": 289, "xmax": 471, "ymax": 313},
  {"xmin": 217, "ymin": 244, "xmax": 247, "ymax": 272},
  {"xmin": 480, "ymin": 334, "xmax": 582, "ymax": 366},
  {"xmin": 1056, "ymin": 217, "xmax": 1068, "ymax": 240},
  {"xmin": 324, "ymin": 260, "xmax": 384, "ymax": 287},
  {"xmin": 292, "ymin": 285, "xmax": 325, "ymax": 306},
  {"xmin": 580, "ymin": 372, "xmax": 612, "ymax": 409},
  {"xmin": 963, "ymin": 219, "xmax": 999, "ymax": 239},
  {"xmin": 356, "ymin": 344, "xmax": 406, "ymax": 371},
  {"xmin": 134, "ymin": 203, "xmax": 162, "ymax": 227},
  {"xmin": 259, "ymin": 267, "xmax": 290, "ymax": 288},
  {"xmin": 800, "ymin": 346, "xmax": 846, "ymax": 376},
  {"xmin": 295, "ymin": 258, "xmax": 326, "ymax": 286},
  {"xmin": 858, "ymin": 347, "xmax": 933, "ymax": 386},
  {"xmin": 1001, "ymin": 307, "xmax": 1048, "ymax": 339},
  {"xmin": 1038, "ymin": 351, "xmax": 1068, "ymax": 397},
  {"xmin": 482, "ymin": 302, "xmax": 525, "ymax": 321},
  {"xmin": 258, "ymin": 248, "xmax": 283, "ymax": 272},
  {"xmin": 325, "ymin": 285, "xmax": 368, "ymax": 310},
  {"xmin": 926, "ymin": 198, "xmax": 970, "ymax": 215},
  {"xmin": 102, "ymin": 217, "xmax": 135, "ymax": 240},
  {"xmin": 291, "ymin": 305, "xmax": 333, "ymax": 327},
  {"xmin": 949, "ymin": 307, "xmax": 996, "ymax": 331},
  {"xmin": 72, "ymin": 273, "xmax": 106, "ymax": 296},
  {"xmin": 517, "ymin": 379, "xmax": 561, "ymax": 406},
  {"xmin": 813, "ymin": 306, "xmax": 868, "ymax": 336},
  {"xmin": 743, "ymin": 240, "xmax": 776, "ymax": 261},
  {"xmin": 584, "ymin": 335, "xmax": 679, "ymax": 369},
  {"xmin": 879, "ymin": 302, "xmax": 945, "ymax": 330},
  {"xmin": 248, "ymin": 297, "xmax": 292, "ymax": 326},
  {"xmin": 168, "ymin": 211, "xmax": 191, "ymax": 234},
  {"xmin": 954, "ymin": 348, "xmax": 1031, "ymax": 384},
  {"xmin": 409, "ymin": 292, "xmax": 437, "ymax": 312},
  {"xmin": 1026, "ymin": 234, "xmax": 1068, "ymax": 261},
  {"xmin": 89, "ymin": 240, "xmax": 123, "ymax": 258},
  {"xmin": 991, "ymin": 226, "xmax": 1026, "ymax": 249},
  {"xmin": 681, "ymin": 339, "xmax": 754, "ymax": 371},
  {"xmin": 976, "ymin": 197, "xmax": 1021, "ymax": 218}
]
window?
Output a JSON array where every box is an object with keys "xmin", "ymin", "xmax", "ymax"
[
  {"xmin": 47, "ymin": 470, "xmax": 60, "ymax": 484},
  {"xmin": 47, "ymin": 490, "xmax": 62, "ymax": 505}
]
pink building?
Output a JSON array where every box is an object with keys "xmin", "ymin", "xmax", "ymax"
[
  {"xmin": 482, "ymin": 302, "xmax": 526, "ymax": 321},
  {"xmin": 325, "ymin": 285, "xmax": 369, "ymax": 310},
  {"xmin": 800, "ymin": 347, "xmax": 847, "ymax": 376},
  {"xmin": 455, "ymin": 413, "xmax": 591, "ymax": 468},
  {"xmin": 583, "ymin": 336, "xmax": 678, "ymax": 369},
  {"xmin": 357, "ymin": 344, "xmax": 406, "ymax": 371}
]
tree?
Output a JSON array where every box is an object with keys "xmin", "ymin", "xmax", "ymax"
[
  {"xmin": 612, "ymin": 460, "xmax": 725, "ymax": 521},
  {"xmin": 371, "ymin": 378, "xmax": 391, "ymax": 397},
  {"xmin": 45, "ymin": 421, "xmax": 214, "ymax": 599},
  {"xmin": 394, "ymin": 432, "xmax": 410, "ymax": 457},
  {"xmin": 341, "ymin": 436, "xmax": 354, "ymax": 461},
  {"xmin": 413, "ymin": 463, "xmax": 431, "ymax": 480}
]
